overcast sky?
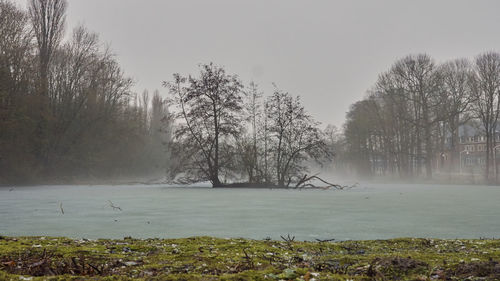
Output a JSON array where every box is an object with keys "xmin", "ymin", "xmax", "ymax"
[{"xmin": 13, "ymin": 0, "xmax": 500, "ymax": 126}]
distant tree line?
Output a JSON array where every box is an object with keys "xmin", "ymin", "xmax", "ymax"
[
  {"xmin": 343, "ymin": 52, "xmax": 500, "ymax": 182},
  {"xmin": 0, "ymin": 0, "xmax": 172, "ymax": 184}
]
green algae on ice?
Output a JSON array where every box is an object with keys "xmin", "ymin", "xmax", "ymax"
[{"xmin": 1, "ymin": 236, "xmax": 500, "ymax": 280}]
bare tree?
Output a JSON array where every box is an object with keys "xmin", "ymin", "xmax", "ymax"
[
  {"xmin": 0, "ymin": 0, "xmax": 33, "ymax": 97},
  {"xmin": 28, "ymin": 0, "xmax": 67, "ymax": 166},
  {"xmin": 149, "ymin": 90, "xmax": 173, "ymax": 175},
  {"xmin": 373, "ymin": 72, "xmax": 414, "ymax": 177},
  {"xmin": 437, "ymin": 59, "xmax": 475, "ymax": 173},
  {"xmin": 265, "ymin": 89, "xmax": 329, "ymax": 186},
  {"xmin": 470, "ymin": 52, "xmax": 500, "ymax": 182},
  {"xmin": 391, "ymin": 54, "xmax": 441, "ymax": 179},
  {"xmin": 0, "ymin": 0, "xmax": 37, "ymax": 181},
  {"xmin": 241, "ymin": 81, "xmax": 263, "ymax": 183},
  {"xmin": 165, "ymin": 63, "xmax": 244, "ymax": 187},
  {"xmin": 344, "ymin": 99, "xmax": 381, "ymax": 177},
  {"xmin": 29, "ymin": 0, "xmax": 67, "ymax": 97},
  {"xmin": 46, "ymin": 25, "xmax": 99, "ymax": 168}
]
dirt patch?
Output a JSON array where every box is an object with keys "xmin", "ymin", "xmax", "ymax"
[
  {"xmin": 1, "ymin": 249, "xmax": 140, "ymax": 277},
  {"xmin": 446, "ymin": 259, "xmax": 500, "ymax": 279},
  {"xmin": 367, "ymin": 256, "xmax": 429, "ymax": 279}
]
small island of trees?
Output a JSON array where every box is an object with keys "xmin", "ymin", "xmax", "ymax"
[{"xmin": 164, "ymin": 63, "xmax": 333, "ymax": 188}]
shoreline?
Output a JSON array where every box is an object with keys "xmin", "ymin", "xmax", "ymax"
[
  {"xmin": 2, "ymin": 180, "xmax": 499, "ymax": 189},
  {"xmin": 1, "ymin": 236, "xmax": 499, "ymax": 280}
]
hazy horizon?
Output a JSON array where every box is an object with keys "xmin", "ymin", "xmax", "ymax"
[{"xmin": 11, "ymin": 0, "xmax": 500, "ymax": 126}]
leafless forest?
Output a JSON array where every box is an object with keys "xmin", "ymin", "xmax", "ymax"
[
  {"xmin": 2, "ymin": 0, "xmax": 500, "ymax": 186},
  {"xmin": 0, "ymin": 0, "xmax": 171, "ymax": 184},
  {"xmin": 344, "ymin": 53, "xmax": 500, "ymax": 183}
]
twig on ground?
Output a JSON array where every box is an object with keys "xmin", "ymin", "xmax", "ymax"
[
  {"xmin": 242, "ymin": 248, "xmax": 254, "ymax": 268},
  {"xmin": 108, "ymin": 200, "xmax": 122, "ymax": 211},
  {"xmin": 281, "ymin": 234, "xmax": 295, "ymax": 250},
  {"xmin": 280, "ymin": 234, "xmax": 295, "ymax": 243},
  {"xmin": 315, "ymin": 238, "xmax": 336, "ymax": 242}
]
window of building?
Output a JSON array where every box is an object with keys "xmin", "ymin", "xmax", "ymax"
[
  {"xmin": 466, "ymin": 158, "xmax": 474, "ymax": 165},
  {"xmin": 465, "ymin": 145, "xmax": 475, "ymax": 152}
]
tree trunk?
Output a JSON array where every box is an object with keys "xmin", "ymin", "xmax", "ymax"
[
  {"xmin": 423, "ymin": 104, "xmax": 433, "ymax": 179},
  {"xmin": 212, "ymin": 102, "xmax": 221, "ymax": 187}
]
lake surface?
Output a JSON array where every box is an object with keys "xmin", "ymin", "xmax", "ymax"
[{"xmin": 0, "ymin": 183, "xmax": 499, "ymax": 241}]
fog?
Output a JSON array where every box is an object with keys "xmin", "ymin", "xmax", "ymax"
[
  {"xmin": 3, "ymin": 2, "xmax": 500, "ymax": 280},
  {"xmin": 4, "ymin": 0, "xmax": 500, "ymax": 185},
  {"xmin": 11, "ymin": 0, "xmax": 500, "ymax": 126}
]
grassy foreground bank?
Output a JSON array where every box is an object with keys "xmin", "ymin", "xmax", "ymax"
[{"xmin": 1, "ymin": 236, "xmax": 499, "ymax": 280}]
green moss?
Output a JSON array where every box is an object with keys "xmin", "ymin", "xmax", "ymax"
[{"xmin": 1, "ymin": 236, "xmax": 499, "ymax": 280}]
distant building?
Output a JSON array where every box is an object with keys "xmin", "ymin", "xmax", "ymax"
[{"xmin": 438, "ymin": 121, "xmax": 500, "ymax": 174}]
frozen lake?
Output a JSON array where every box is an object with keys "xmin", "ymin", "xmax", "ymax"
[{"xmin": 0, "ymin": 183, "xmax": 499, "ymax": 241}]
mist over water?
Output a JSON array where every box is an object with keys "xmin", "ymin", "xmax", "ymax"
[{"xmin": 1, "ymin": 184, "xmax": 498, "ymax": 241}]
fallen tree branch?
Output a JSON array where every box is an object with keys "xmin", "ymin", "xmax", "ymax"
[{"xmin": 295, "ymin": 174, "xmax": 357, "ymax": 190}]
